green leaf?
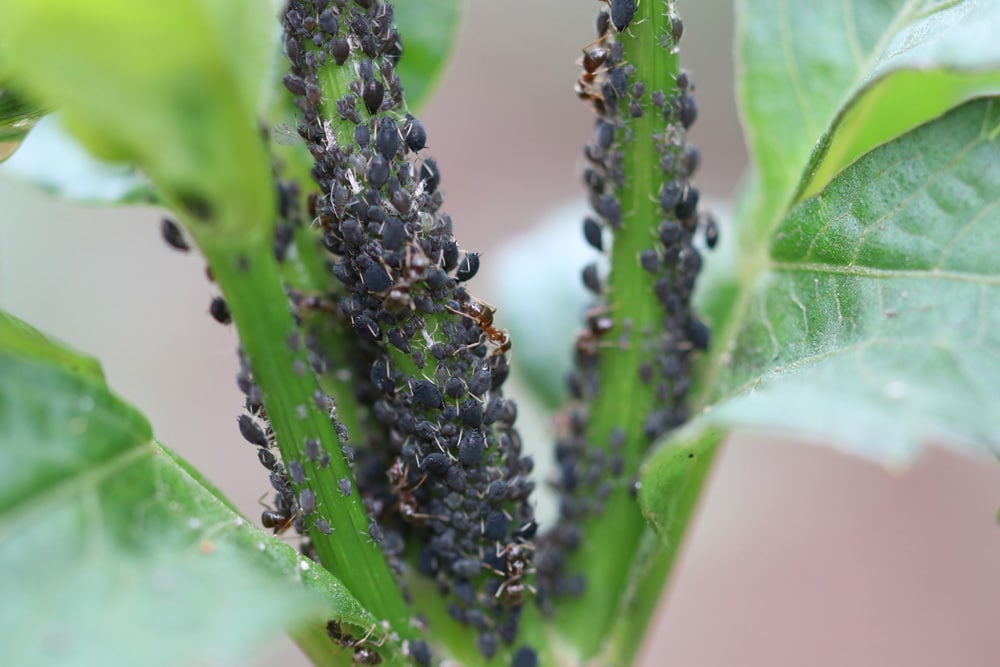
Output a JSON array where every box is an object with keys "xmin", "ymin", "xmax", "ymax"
[
  {"xmin": 0, "ymin": 0, "xmax": 276, "ymax": 236},
  {"xmin": 737, "ymin": 0, "xmax": 1000, "ymax": 239},
  {"xmin": 393, "ymin": 0, "xmax": 465, "ymax": 110},
  {"xmin": 0, "ymin": 309, "xmax": 374, "ymax": 667},
  {"xmin": 691, "ymin": 98, "xmax": 1000, "ymax": 467},
  {"xmin": 0, "ymin": 88, "xmax": 47, "ymax": 163}
]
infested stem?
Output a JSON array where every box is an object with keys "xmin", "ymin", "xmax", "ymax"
[
  {"xmin": 197, "ymin": 234, "xmax": 413, "ymax": 640},
  {"xmin": 554, "ymin": 0, "xmax": 712, "ymax": 659}
]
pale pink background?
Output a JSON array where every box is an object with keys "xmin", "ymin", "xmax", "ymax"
[{"xmin": 2, "ymin": 2, "xmax": 999, "ymax": 665}]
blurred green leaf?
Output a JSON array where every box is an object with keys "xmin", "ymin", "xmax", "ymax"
[
  {"xmin": 0, "ymin": 88, "xmax": 46, "ymax": 163},
  {"xmin": 737, "ymin": 0, "xmax": 1000, "ymax": 239},
  {"xmin": 0, "ymin": 309, "xmax": 374, "ymax": 667},
  {"xmin": 394, "ymin": 0, "xmax": 465, "ymax": 110},
  {"xmin": 0, "ymin": 0, "xmax": 276, "ymax": 236}
]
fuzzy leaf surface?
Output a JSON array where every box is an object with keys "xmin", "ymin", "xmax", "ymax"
[{"xmin": 0, "ymin": 310, "xmax": 372, "ymax": 667}]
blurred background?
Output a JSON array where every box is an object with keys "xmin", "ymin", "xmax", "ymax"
[{"xmin": 3, "ymin": 1, "xmax": 1000, "ymax": 665}]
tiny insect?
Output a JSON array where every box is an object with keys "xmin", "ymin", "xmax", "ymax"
[
  {"xmin": 160, "ymin": 218, "xmax": 190, "ymax": 252},
  {"xmin": 446, "ymin": 298, "xmax": 511, "ymax": 356},
  {"xmin": 491, "ymin": 543, "xmax": 537, "ymax": 607}
]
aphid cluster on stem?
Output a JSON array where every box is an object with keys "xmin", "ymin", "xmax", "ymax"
[
  {"xmin": 537, "ymin": 0, "xmax": 716, "ymax": 609},
  {"xmin": 279, "ymin": 0, "xmax": 539, "ymax": 660}
]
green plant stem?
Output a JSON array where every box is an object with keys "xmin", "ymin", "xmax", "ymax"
[
  {"xmin": 603, "ymin": 429, "xmax": 721, "ymax": 665},
  {"xmin": 197, "ymin": 234, "xmax": 412, "ymax": 638},
  {"xmin": 557, "ymin": 0, "xmax": 683, "ymax": 656}
]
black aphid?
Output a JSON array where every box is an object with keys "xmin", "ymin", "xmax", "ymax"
[
  {"xmin": 409, "ymin": 640, "xmax": 431, "ymax": 666},
  {"xmin": 374, "ymin": 117, "xmax": 400, "ymax": 158},
  {"xmin": 305, "ymin": 438, "xmax": 322, "ymax": 463},
  {"xmin": 367, "ymin": 155, "xmax": 390, "ymax": 189},
  {"xmin": 160, "ymin": 217, "xmax": 190, "ymax": 252},
  {"xmin": 257, "ymin": 447, "xmax": 277, "ymax": 471},
  {"xmin": 678, "ymin": 92, "xmax": 698, "ymax": 129},
  {"xmin": 288, "ymin": 460, "xmax": 306, "ymax": 485},
  {"xmin": 610, "ymin": 0, "xmax": 636, "ymax": 32},
  {"xmin": 412, "ymin": 380, "xmax": 444, "ymax": 409},
  {"xmin": 299, "ymin": 488, "xmax": 316, "ymax": 516},
  {"xmin": 595, "ymin": 120, "xmax": 615, "ymax": 149},
  {"xmin": 581, "ymin": 262, "xmax": 601, "ymax": 294},
  {"xmin": 639, "ymin": 248, "xmax": 661, "ymax": 273},
  {"xmin": 675, "ymin": 186, "xmax": 699, "ymax": 220},
  {"xmin": 238, "ymin": 414, "xmax": 269, "ymax": 447},
  {"xmin": 512, "ymin": 646, "xmax": 539, "ymax": 667},
  {"xmin": 363, "ymin": 80, "xmax": 385, "ymax": 115},
  {"xmin": 459, "ymin": 430, "xmax": 485, "ymax": 466},
  {"xmin": 456, "ymin": 252, "xmax": 480, "ymax": 282},
  {"xmin": 687, "ymin": 317, "xmax": 711, "ymax": 350},
  {"xmin": 367, "ymin": 519, "xmax": 384, "ymax": 544},
  {"xmin": 404, "ymin": 115, "xmax": 427, "ymax": 152},
  {"xmin": 476, "ymin": 632, "xmax": 498, "ymax": 660},
  {"xmin": 210, "ymin": 296, "xmax": 232, "ymax": 324},
  {"xmin": 583, "ymin": 217, "xmax": 604, "ymax": 251},
  {"xmin": 659, "ymin": 181, "xmax": 683, "ymax": 212}
]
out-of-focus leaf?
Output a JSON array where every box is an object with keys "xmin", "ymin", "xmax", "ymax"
[
  {"xmin": 0, "ymin": 0, "xmax": 276, "ymax": 236},
  {"xmin": 0, "ymin": 88, "xmax": 46, "ymax": 163},
  {"xmin": 393, "ymin": 0, "xmax": 465, "ymax": 110},
  {"xmin": 737, "ymin": 0, "xmax": 1000, "ymax": 238},
  {"xmin": 0, "ymin": 309, "xmax": 374, "ymax": 667}
]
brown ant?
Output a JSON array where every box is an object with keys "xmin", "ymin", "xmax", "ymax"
[
  {"xmin": 576, "ymin": 306, "xmax": 617, "ymax": 360},
  {"xmin": 386, "ymin": 459, "xmax": 446, "ymax": 525},
  {"xmin": 258, "ymin": 493, "xmax": 301, "ymax": 536},
  {"xmin": 326, "ymin": 621, "xmax": 386, "ymax": 665},
  {"xmin": 488, "ymin": 542, "xmax": 536, "ymax": 607},
  {"xmin": 382, "ymin": 243, "xmax": 430, "ymax": 315},
  {"xmin": 447, "ymin": 298, "xmax": 511, "ymax": 356}
]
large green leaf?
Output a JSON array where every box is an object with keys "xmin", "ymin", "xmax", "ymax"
[
  {"xmin": 737, "ymin": 0, "xmax": 1000, "ymax": 238},
  {"xmin": 0, "ymin": 0, "xmax": 276, "ymax": 236},
  {"xmin": 662, "ymin": 97, "xmax": 1000, "ymax": 484},
  {"xmin": 0, "ymin": 310, "xmax": 373, "ymax": 667}
]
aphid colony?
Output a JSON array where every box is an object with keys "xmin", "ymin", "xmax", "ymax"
[
  {"xmin": 255, "ymin": 0, "xmax": 540, "ymax": 663},
  {"xmin": 535, "ymin": 0, "xmax": 716, "ymax": 607},
  {"xmin": 158, "ymin": 0, "xmax": 707, "ymax": 664}
]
